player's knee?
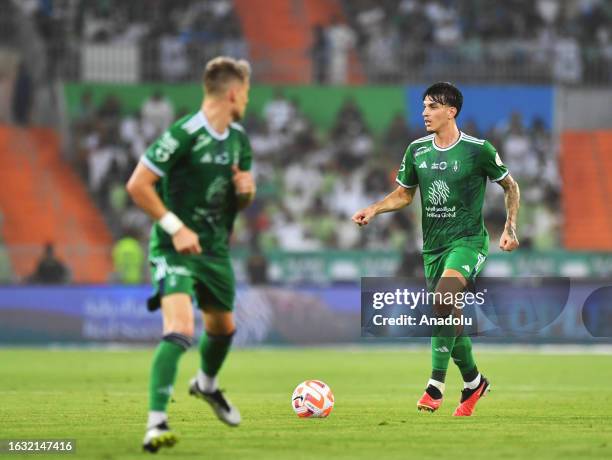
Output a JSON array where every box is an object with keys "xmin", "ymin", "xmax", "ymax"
[
  {"xmin": 165, "ymin": 321, "xmax": 195, "ymax": 338},
  {"xmin": 162, "ymin": 332, "xmax": 193, "ymax": 350}
]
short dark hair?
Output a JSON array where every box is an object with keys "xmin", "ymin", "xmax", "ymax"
[{"xmin": 423, "ymin": 82, "xmax": 463, "ymax": 117}]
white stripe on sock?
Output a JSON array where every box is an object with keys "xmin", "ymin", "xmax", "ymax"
[
  {"xmin": 464, "ymin": 373, "xmax": 481, "ymax": 390},
  {"xmin": 147, "ymin": 411, "xmax": 167, "ymax": 429},
  {"xmin": 427, "ymin": 379, "xmax": 446, "ymax": 394},
  {"xmin": 197, "ymin": 369, "xmax": 218, "ymax": 393}
]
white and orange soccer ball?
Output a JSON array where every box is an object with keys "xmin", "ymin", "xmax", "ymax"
[{"xmin": 291, "ymin": 380, "xmax": 334, "ymax": 418}]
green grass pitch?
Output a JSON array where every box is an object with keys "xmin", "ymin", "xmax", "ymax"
[{"xmin": 2, "ymin": 347, "xmax": 612, "ymax": 459}]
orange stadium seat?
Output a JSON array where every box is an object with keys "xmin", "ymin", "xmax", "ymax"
[
  {"xmin": 561, "ymin": 130, "xmax": 612, "ymax": 250},
  {"xmin": 0, "ymin": 125, "xmax": 113, "ymax": 282}
]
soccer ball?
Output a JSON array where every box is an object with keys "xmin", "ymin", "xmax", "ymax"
[{"xmin": 291, "ymin": 380, "xmax": 334, "ymax": 418}]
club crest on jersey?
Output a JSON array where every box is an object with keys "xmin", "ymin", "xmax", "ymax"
[
  {"xmin": 415, "ymin": 146, "xmax": 431, "ymax": 156},
  {"xmin": 206, "ymin": 176, "xmax": 230, "ymax": 207}
]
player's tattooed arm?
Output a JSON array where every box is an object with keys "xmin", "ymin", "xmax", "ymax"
[
  {"xmin": 352, "ymin": 185, "xmax": 416, "ymax": 227},
  {"xmin": 497, "ymin": 174, "xmax": 520, "ymax": 251}
]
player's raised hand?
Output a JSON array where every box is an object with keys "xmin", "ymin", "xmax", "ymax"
[
  {"xmin": 352, "ymin": 206, "xmax": 377, "ymax": 227},
  {"xmin": 172, "ymin": 226, "xmax": 202, "ymax": 255},
  {"xmin": 231, "ymin": 165, "xmax": 255, "ymax": 195},
  {"xmin": 499, "ymin": 226, "xmax": 519, "ymax": 252}
]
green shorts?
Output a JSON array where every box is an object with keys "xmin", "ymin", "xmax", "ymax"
[
  {"xmin": 148, "ymin": 252, "xmax": 235, "ymax": 311},
  {"xmin": 423, "ymin": 244, "xmax": 487, "ymax": 291}
]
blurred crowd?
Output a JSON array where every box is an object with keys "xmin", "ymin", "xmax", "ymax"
[
  {"xmin": 70, "ymin": 89, "xmax": 560, "ymax": 264},
  {"xmin": 7, "ymin": 0, "xmax": 612, "ymax": 85},
  {"xmin": 337, "ymin": 0, "xmax": 612, "ymax": 83},
  {"xmin": 11, "ymin": 0, "xmax": 246, "ymax": 81}
]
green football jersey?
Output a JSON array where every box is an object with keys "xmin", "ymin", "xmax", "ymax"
[
  {"xmin": 142, "ymin": 111, "xmax": 252, "ymax": 258},
  {"xmin": 396, "ymin": 132, "xmax": 508, "ymax": 255}
]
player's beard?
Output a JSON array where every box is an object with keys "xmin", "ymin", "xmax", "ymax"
[{"xmin": 231, "ymin": 108, "xmax": 243, "ymax": 122}]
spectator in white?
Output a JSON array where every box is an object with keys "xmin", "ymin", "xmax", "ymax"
[
  {"xmin": 327, "ymin": 16, "xmax": 356, "ymax": 84},
  {"xmin": 263, "ymin": 88, "xmax": 294, "ymax": 133},
  {"xmin": 365, "ymin": 25, "xmax": 398, "ymax": 80},
  {"xmin": 159, "ymin": 26, "xmax": 189, "ymax": 82},
  {"xmin": 120, "ymin": 111, "xmax": 154, "ymax": 162},
  {"xmin": 283, "ymin": 162, "xmax": 322, "ymax": 216},
  {"xmin": 141, "ymin": 90, "xmax": 174, "ymax": 137},
  {"xmin": 356, "ymin": 5, "xmax": 385, "ymax": 40},
  {"xmin": 536, "ymin": 0, "xmax": 560, "ymax": 26},
  {"xmin": 501, "ymin": 114, "xmax": 540, "ymax": 202},
  {"xmin": 554, "ymin": 35, "xmax": 583, "ymax": 84}
]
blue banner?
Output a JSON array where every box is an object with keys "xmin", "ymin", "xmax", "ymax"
[
  {"xmin": 0, "ymin": 282, "xmax": 609, "ymax": 344},
  {"xmin": 406, "ymin": 85, "xmax": 554, "ymax": 132}
]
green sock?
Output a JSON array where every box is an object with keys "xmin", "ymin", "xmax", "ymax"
[
  {"xmin": 199, "ymin": 331, "xmax": 234, "ymax": 377},
  {"xmin": 149, "ymin": 333, "xmax": 191, "ymax": 411},
  {"xmin": 451, "ymin": 335, "xmax": 478, "ymax": 380},
  {"xmin": 431, "ymin": 323, "xmax": 456, "ymax": 382}
]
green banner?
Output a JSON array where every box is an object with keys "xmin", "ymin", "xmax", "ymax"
[
  {"xmin": 63, "ymin": 83, "xmax": 406, "ymax": 135},
  {"xmin": 230, "ymin": 250, "xmax": 612, "ymax": 283}
]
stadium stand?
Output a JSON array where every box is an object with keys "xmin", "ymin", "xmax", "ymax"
[
  {"xmin": 0, "ymin": 0, "xmax": 609, "ymax": 282},
  {"xmin": 342, "ymin": 0, "xmax": 612, "ymax": 83},
  {"xmin": 562, "ymin": 130, "xmax": 612, "ymax": 250},
  {"xmin": 0, "ymin": 126, "xmax": 112, "ymax": 283}
]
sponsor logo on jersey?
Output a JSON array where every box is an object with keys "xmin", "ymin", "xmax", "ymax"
[
  {"xmin": 427, "ymin": 179, "xmax": 450, "ymax": 205},
  {"xmin": 431, "ymin": 162, "xmax": 447, "ymax": 170},
  {"xmin": 495, "ymin": 152, "xmax": 503, "ymax": 166},
  {"xmin": 200, "ymin": 151, "xmax": 231, "ymax": 165},
  {"xmin": 453, "ymin": 160, "xmax": 459, "ymax": 172},
  {"xmin": 418, "ymin": 161, "xmax": 427, "ymax": 169},
  {"xmin": 415, "ymin": 146, "xmax": 431, "ymax": 156}
]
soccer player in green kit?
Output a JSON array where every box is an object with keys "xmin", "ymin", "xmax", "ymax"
[
  {"xmin": 352, "ymin": 82, "xmax": 520, "ymax": 416},
  {"xmin": 126, "ymin": 57, "xmax": 255, "ymax": 451}
]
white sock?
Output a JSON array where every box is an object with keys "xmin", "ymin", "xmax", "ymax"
[
  {"xmin": 464, "ymin": 373, "xmax": 481, "ymax": 390},
  {"xmin": 197, "ymin": 369, "xmax": 218, "ymax": 393},
  {"xmin": 427, "ymin": 378, "xmax": 445, "ymax": 394},
  {"xmin": 147, "ymin": 411, "xmax": 167, "ymax": 429}
]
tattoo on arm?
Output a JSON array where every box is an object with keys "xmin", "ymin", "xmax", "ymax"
[{"xmin": 498, "ymin": 175, "xmax": 520, "ymax": 238}]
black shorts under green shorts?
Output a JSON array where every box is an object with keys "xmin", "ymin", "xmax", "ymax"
[
  {"xmin": 423, "ymin": 242, "xmax": 487, "ymax": 291},
  {"xmin": 148, "ymin": 252, "xmax": 235, "ymax": 311}
]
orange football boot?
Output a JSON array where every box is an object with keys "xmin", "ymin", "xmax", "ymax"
[
  {"xmin": 417, "ymin": 390, "xmax": 443, "ymax": 412},
  {"xmin": 453, "ymin": 376, "xmax": 490, "ymax": 416}
]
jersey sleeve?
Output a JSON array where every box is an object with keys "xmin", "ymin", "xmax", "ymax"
[
  {"xmin": 480, "ymin": 140, "xmax": 509, "ymax": 182},
  {"xmin": 396, "ymin": 145, "xmax": 418, "ymax": 188},
  {"xmin": 237, "ymin": 131, "xmax": 253, "ymax": 171},
  {"xmin": 141, "ymin": 123, "xmax": 190, "ymax": 177}
]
